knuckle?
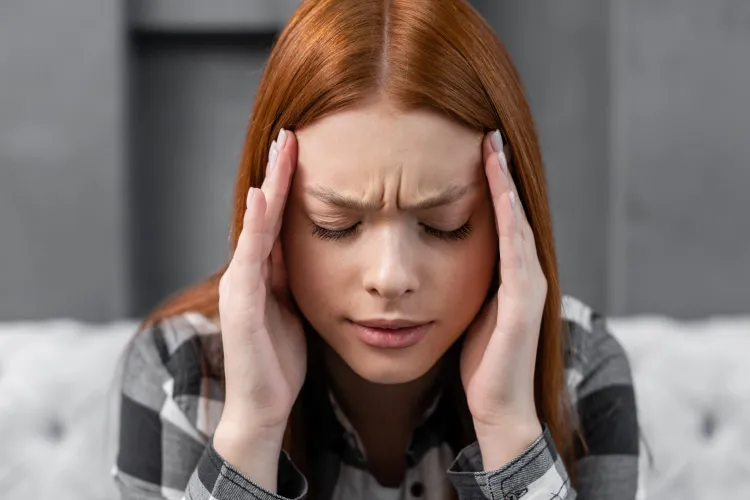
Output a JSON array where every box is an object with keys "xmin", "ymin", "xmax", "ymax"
[
  {"xmin": 516, "ymin": 274, "xmax": 533, "ymax": 292},
  {"xmin": 504, "ymin": 253, "xmax": 524, "ymax": 271}
]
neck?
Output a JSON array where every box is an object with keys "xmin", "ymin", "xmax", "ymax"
[
  {"xmin": 322, "ymin": 344, "xmax": 443, "ymax": 439},
  {"xmin": 316, "ymin": 340, "xmax": 449, "ymax": 488}
]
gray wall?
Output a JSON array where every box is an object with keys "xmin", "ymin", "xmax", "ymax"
[
  {"xmin": 0, "ymin": 0, "xmax": 748, "ymax": 321},
  {"xmin": 477, "ymin": 0, "xmax": 612, "ymax": 314},
  {"xmin": 477, "ymin": 0, "xmax": 750, "ymax": 318},
  {"xmin": 0, "ymin": 0, "xmax": 127, "ymax": 322},
  {"xmin": 609, "ymin": 0, "xmax": 750, "ymax": 317},
  {"xmin": 129, "ymin": 33, "xmax": 271, "ymax": 314}
]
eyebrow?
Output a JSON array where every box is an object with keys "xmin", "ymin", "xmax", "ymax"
[{"xmin": 304, "ymin": 183, "xmax": 474, "ymax": 211}]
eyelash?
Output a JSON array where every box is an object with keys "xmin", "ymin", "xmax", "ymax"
[{"xmin": 311, "ymin": 221, "xmax": 473, "ymax": 242}]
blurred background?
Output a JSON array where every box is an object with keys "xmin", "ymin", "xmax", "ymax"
[
  {"xmin": 1, "ymin": 1, "xmax": 749, "ymax": 499},
  {"xmin": 2, "ymin": 0, "xmax": 748, "ymax": 323}
]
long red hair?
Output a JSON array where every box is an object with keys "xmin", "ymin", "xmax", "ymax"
[{"xmin": 142, "ymin": 0, "xmax": 579, "ymax": 494}]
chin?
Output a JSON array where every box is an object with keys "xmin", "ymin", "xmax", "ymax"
[{"xmin": 344, "ymin": 350, "xmax": 437, "ymax": 384}]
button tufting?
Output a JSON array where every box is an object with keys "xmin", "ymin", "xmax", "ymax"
[
  {"xmin": 410, "ymin": 481, "xmax": 424, "ymax": 497},
  {"xmin": 44, "ymin": 418, "xmax": 66, "ymax": 442},
  {"xmin": 701, "ymin": 412, "xmax": 718, "ymax": 439}
]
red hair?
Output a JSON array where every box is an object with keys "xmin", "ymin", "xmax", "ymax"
[{"xmin": 142, "ymin": 0, "xmax": 580, "ymax": 494}]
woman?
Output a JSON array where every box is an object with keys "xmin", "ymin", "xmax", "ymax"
[{"xmin": 113, "ymin": 0, "xmax": 640, "ymax": 499}]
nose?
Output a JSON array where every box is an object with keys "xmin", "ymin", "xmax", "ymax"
[{"xmin": 362, "ymin": 227, "xmax": 419, "ymax": 300}]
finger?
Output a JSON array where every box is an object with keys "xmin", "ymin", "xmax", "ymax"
[
  {"xmin": 261, "ymin": 129, "xmax": 298, "ymax": 253},
  {"xmin": 486, "ymin": 133, "xmax": 546, "ymax": 300},
  {"xmin": 484, "ymin": 131, "xmax": 536, "ymax": 249},
  {"xmin": 482, "ymin": 132, "xmax": 512, "ymax": 236},
  {"xmin": 269, "ymin": 237, "xmax": 288, "ymax": 296},
  {"xmin": 231, "ymin": 187, "xmax": 268, "ymax": 296},
  {"xmin": 484, "ymin": 130, "xmax": 527, "ymax": 222},
  {"xmin": 484, "ymin": 133, "xmax": 527, "ymax": 286}
]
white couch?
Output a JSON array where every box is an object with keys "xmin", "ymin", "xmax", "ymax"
[{"xmin": 0, "ymin": 316, "xmax": 748, "ymax": 500}]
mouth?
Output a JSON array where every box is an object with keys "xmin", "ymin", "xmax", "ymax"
[{"xmin": 348, "ymin": 319, "xmax": 433, "ymax": 349}]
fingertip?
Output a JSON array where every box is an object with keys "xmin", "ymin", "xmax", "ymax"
[
  {"xmin": 246, "ymin": 186, "xmax": 267, "ymax": 213},
  {"xmin": 284, "ymin": 130, "xmax": 299, "ymax": 167},
  {"xmin": 490, "ymin": 129, "xmax": 503, "ymax": 152},
  {"xmin": 482, "ymin": 131, "xmax": 496, "ymax": 162},
  {"xmin": 277, "ymin": 128, "xmax": 287, "ymax": 151},
  {"xmin": 484, "ymin": 147, "xmax": 504, "ymax": 193},
  {"xmin": 272, "ymin": 129, "xmax": 298, "ymax": 179}
]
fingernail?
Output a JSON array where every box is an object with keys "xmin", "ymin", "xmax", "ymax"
[
  {"xmin": 277, "ymin": 128, "xmax": 287, "ymax": 151},
  {"xmin": 246, "ymin": 187, "xmax": 255, "ymax": 207},
  {"xmin": 268, "ymin": 141, "xmax": 278, "ymax": 172},
  {"xmin": 490, "ymin": 129, "xmax": 503, "ymax": 152},
  {"xmin": 509, "ymin": 191, "xmax": 517, "ymax": 212},
  {"xmin": 498, "ymin": 151, "xmax": 509, "ymax": 177}
]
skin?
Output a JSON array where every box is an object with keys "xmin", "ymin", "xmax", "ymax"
[
  {"xmin": 213, "ymin": 96, "xmax": 548, "ymax": 492},
  {"xmin": 285, "ymin": 101, "xmax": 498, "ymax": 385},
  {"xmin": 281, "ymin": 98, "xmax": 498, "ymax": 483}
]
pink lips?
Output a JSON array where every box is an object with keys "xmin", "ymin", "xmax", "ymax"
[{"xmin": 349, "ymin": 319, "xmax": 432, "ymax": 349}]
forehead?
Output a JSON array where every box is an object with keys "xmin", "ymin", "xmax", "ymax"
[{"xmin": 294, "ymin": 102, "xmax": 482, "ymax": 189}]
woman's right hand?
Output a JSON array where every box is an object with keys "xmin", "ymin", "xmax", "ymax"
[{"xmin": 214, "ymin": 129, "xmax": 306, "ymax": 479}]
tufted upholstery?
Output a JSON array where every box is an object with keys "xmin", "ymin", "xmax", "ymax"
[
  {"xmin": 0, "ymin": 320, "xmax": 134, "ymax": 500},
  {"xmin": 0, "ymin": 316, "xmax": 748, "ymax": 499},
  {"xmin": 607, "ymin": 316, "xmax": 750, "ymax": 499}
]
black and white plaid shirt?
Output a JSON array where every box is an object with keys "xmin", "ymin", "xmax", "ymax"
[{"xmin": 112, "ymin": 295, "xmax": 639, "ymax": 499}]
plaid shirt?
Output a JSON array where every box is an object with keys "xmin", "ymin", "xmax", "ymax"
[{"xmin": 112, "ymin": 295, "xmax": 639, "ymax": 499}]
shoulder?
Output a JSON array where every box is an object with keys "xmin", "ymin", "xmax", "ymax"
[
  {"xmin": 560, "ymin": 294, "xmax": 640, "ymax": 462},
  {"xmin": 125, "ymin": 312, "xmax": 220, "ymax": 372},
  {"xmin": 561, "ymin": 294, "xmax": 634, "ymax": 403},
  {"xmin": 121, "ymin": 312, "xmax": 224, "ymax": 409},
  {"xmin": 115, "ymin": 314, "xmax": 224, "ymax": 491}
]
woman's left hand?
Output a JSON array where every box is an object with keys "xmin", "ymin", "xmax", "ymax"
[{"xmin": 460, "ymin": 130, "xmax": 547, "ymax": 466}]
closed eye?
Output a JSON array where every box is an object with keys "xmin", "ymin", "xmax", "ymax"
[
  {"xmin": 421, "ymin": 221, "xmax": 472, "ymax": 241},
  {"xmin": 311, "ymin": 221, "xmax": 472, "ymax": 241},
  {"xmin": 311, "ymin": 223, "xmax": 360, "ymax": 240}
]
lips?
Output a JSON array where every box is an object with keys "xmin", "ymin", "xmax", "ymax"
[
  {"xmin": 353, "ymin": 318, "xmax": 429, "ymax": 329},
  {"xmin": 348, "ymin": 319, "xmax": 432, "ymax": 349}
]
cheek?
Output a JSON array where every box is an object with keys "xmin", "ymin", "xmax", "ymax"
[
  {"xmin": 427, "ymin": 209, "xmax": 497, "ymax": 336},
  {"xmin": 280, "ymin": 210, "xmax": 345, "ymax": 312},
  {"xmin": 438, "ymin": 211, "xmax": 497, "ymax": 294}
]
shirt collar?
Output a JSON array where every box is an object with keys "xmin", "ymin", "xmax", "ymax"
[{"xmin": 326, "ymin": 387, "xmax": 447, "ymax": 466}]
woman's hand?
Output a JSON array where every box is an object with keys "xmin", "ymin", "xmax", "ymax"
[
  {"xmin": 214, "ymin": 129, "xmax": 306, "ymax": 470},
  {"xmin": 460, "ymin": 130, "xmax": 547, "ymax": 467}
]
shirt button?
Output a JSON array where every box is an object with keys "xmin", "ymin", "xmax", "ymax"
[{"xmin": 410, "ymin": 482, "xmax": 424, "ymax": 497}]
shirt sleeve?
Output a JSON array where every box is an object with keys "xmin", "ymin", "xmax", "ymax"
[
  {"xmin": 112, "ymin": 319, "xmax": 308, "ymax": 500},
  {"xmin": 568, "ymin": 310, "xmax": 640, "ymax": 499},
  {"xmin": 446, "ymin": 301, "xmax": 640, "ymax": 500},
  {"xmin": 446, "ymin": 424, "xmax": 573, "ymax": 500}
]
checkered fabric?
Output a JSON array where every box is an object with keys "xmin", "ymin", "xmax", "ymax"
[{"xmin": 112, "ymin": 295, "xmax": 639, "ymax": 499}]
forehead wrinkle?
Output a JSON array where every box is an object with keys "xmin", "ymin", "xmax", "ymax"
[
  {"xmin": 304, "ymin": 185, "xmax": 384, "ymax": 211},
  {"xmin": 401, "ymin": 183, "xmax": 475, "ymax": 211},
  {"xmin": 303, "ymin": 182, "xmax": 474, "ymax": 212}
]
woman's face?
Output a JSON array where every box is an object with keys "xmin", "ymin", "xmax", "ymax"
[{"xmin": 281, "ymin": 98, "xmax": 498, "ymax": 384}]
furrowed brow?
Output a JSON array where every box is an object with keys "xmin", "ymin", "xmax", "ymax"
[
  {"xmin": 304, "ymin": 186, "xmax": 382, "ymax": 211},
  {"xmin": 403, "ymin": 184, "xmax": 473, "ymax": 210},
  {"xmin": 304, "ymin": 183, "xmax": 473, "ymax": 211}
]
